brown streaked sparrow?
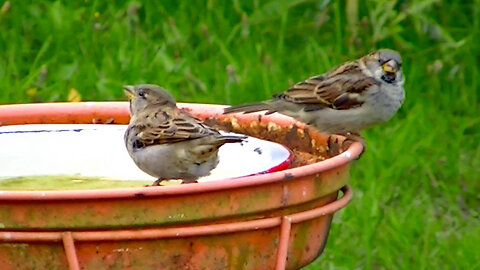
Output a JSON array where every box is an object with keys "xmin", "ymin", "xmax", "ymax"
[
  {"xmin": 224, "ymin": 49, "xmax": 404, "ymax": 145},
  {"xmin": 124, "ymin": 84, "xmax": 245, "ymax": 184}
]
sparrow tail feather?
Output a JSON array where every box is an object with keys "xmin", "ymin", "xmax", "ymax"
[
  {"xmin": 223, "ymin": 102, "xmax": 271, "ymax": 114},
  {"xmin": 217, "ymin": 135, "xmax": 247, "ymax": 144}
]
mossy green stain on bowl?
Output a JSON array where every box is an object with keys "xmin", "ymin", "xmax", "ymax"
[
  {"xmin": 313, "ymin": 168, "xmax": 350, "ymax": 197},
  {"xmin": 0, "ymin": 243, "xmax": 67, "ymax": 270},
  {"xmin": 0, "ymin": 175, "xmax": 152, "ymax": 190},
  {"xmin": 291, "ymin": 221, "xmax": 313, "ymax": 267}
]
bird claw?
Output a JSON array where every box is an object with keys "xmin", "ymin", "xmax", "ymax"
[
  {"xmin": 151, "ymin": 179, "xmax": 185, "ymax": 186},
  {"xmin": 327, "ymin": 135, "xmax": 343, "ymax": 157},
  {"xmin": 327, "ymin": 133, "xmax": 366, "ymax": 159},
  {"xmin": 181, "ymin": 179, "xmax": 199, "ymax": 184}
]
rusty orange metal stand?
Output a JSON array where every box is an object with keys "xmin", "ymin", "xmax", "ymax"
[{"xmin": 0, "ymin": 186, "xmax": 351, "ymax": 270}]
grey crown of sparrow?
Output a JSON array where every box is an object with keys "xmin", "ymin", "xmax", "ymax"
[
  {"xmin": 124, "ymin": 84, "xmax": 245, "ymax": 184},
  {"xmin": 224, "ymin": 49, "xmax": 405, "ymax": 144}
]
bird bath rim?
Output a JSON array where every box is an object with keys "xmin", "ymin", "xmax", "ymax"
[{"xmin": 0, "ymin": 102, "xmax": 363, "ymax": 200}]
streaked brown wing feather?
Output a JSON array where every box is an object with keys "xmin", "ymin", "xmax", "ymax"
[
  {"xmin": 137, "ymin": 108, "xmax": 219, "ymax": 145},
  {"xmin": 274, "ymin": 62, "xmax": 378, "ymax": 110}
]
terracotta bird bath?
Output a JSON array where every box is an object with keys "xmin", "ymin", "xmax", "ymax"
[{"xmin": 0, "ymin": 102, "xmax": 362, "ymax": 270}]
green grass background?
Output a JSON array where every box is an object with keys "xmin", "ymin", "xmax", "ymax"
[{"xmin": 1, "ymin": 0, "xmax": 479, "ymax": 269}]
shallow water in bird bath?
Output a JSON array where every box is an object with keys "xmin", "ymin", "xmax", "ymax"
[{"xmin": 0, "ymin": 124, "xmax": 292, "ymax": 189}]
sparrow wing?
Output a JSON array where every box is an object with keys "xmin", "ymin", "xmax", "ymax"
[
  {"xmin": 274, "ymin": 62, "xmax": 379, "ymax": 110},
  {"xmin": 136, "ymin": 109, "xmax": 219, "ymax": 145}
]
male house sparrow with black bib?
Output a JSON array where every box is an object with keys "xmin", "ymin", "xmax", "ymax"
[
  {"xmin": 224, "ymin": 49, "xmax": 404, "ymax": 145},
  {"xmin": 124, "ymin": 84, "xmax": 245, "ymax": 184}
]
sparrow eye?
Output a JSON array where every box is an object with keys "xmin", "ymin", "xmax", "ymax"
[{"xmin": 138, "ymin": 91, "xmax": 146, "ymax": 98}]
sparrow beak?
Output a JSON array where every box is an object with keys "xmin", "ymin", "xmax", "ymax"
[
  {"xmin": 123, "ymin": 85, "xmax": 135, "ymax": 100},
  {"xmin": 382, "ymin": 60, "xmax": 398, "ymax": 74}
]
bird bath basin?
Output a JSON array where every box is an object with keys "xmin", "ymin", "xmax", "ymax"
[
  {"xmin": 0, "ymin": 124, "xmax": 292, "ymax": 187},
  {"xmin": 0, "ymin": 102, "xmax": 362, "ymax": 270}
]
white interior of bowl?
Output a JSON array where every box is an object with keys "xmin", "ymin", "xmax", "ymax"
[{"xmin": 0, "ymin": 124, "xmax": 291, "ymax": 183}]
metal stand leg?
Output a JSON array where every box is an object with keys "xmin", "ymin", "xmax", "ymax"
[
  {"xmin": 62, "ymin": 232, "xmax": 80, "ymax": 270},
  {"xmin": 276, "ymin": 216, "xmax": 292, "ymax": 270}
]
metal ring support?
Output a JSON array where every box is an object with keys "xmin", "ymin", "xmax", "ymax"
[{"xmin": 0, "ymin": 186, "xmax": 352, "ymax": 270}]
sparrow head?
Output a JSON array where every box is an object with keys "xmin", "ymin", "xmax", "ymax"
[
  {"xmin": 363, "ymin": 49, "xmax": 403, "ymax": 85},
  {"xmin": 124, "ymin": 84, "xmax": 176, "ymax": 115}
]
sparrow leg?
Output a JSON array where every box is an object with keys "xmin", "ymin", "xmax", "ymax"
[
  {"xmin": 181, "ymin": 178, "xmax": 199, "ymax": 184},
  {"xmin": 341, "ymin": 132, "xmax": 366, "ymax": 159},
  {"xmin": 343, "ymin": 132, "xmax": 366, "ymax": 149},
  {"xmin": 327, "ymin": 135, "xmax": 342, "ymax": 157},
  {"xmin": 327, "ymin": 132, "xmax": 366, "ymax": 158},
  {"xmin": 151, "ymin": 179, "xmax": 186, "ymax": 186},
  {"xmin": 151, "ymin": 179, "xmax": 165, "ymax": 186}
]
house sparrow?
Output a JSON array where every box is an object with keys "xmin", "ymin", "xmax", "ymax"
[
  {"xmin": 124, "ymin": 84, "xmax": 245, "ymax": 184},
  {"xmin": 224, "ymin": 49, "xmax": 404, "ymax": 145}
]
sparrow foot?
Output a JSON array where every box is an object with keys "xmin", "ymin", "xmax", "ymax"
[
  {"xmin": 327, "ymin": 135, "xmax": 343, "ymax": 157},
  {"xmin": 181, "ymin": 178, "xmax": 199, "ymax": 184},
  {"xmin": 341, "ymin": 132, "xmax": 366, "ymax": 159},
  {"xmin": 151, "ymin": 179, "xmax": 185, "ymax": 186},
  {"xmin": 327, "ymin": 132, "xmax": 366, "ymax": 159}
]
